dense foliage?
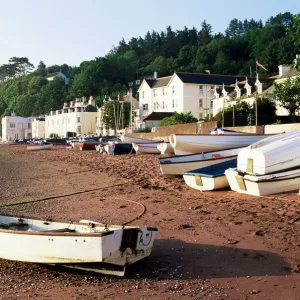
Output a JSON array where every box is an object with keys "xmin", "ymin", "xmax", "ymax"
[
  {"xmin": 0, "ymin": 12, "xmax": 299, "ymax": 120},
  {"xmin": 274, "ymin": 77, "xmax": 300, "ymax": 122},
  {"xmin": 160, "ymin": 112, "xmax": 198, "ymax": 126}
]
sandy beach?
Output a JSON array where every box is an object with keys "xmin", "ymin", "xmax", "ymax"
[{"xmin": 0, "ymin": 144, "xmax": 300, "ymax": 299}]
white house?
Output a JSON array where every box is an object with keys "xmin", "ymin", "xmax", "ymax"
[
  {"xmin": 46, "ymin": 71, "xmax": 69, "ymax": 86},
  {"xmin": 45, "ymin": 96, "xmax": 97, "ymax": 138},
  {"xmin": 1, "ymin": 113, "xmax": 37, "ymax": 142},
  {"xmin": 31, "ymin": 117, "xmax": 46, "ymax": 138},
  {"xmin": 137, "ymin": 72, "xmax": 255, "ymax": 127}
]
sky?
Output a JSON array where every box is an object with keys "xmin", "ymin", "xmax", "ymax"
[{"xmin": 0, "ymin": 0, "xmax": 299, "ymax": 68}]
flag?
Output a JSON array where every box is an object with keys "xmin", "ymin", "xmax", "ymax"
[{"xmin": 256, "ymin": 61, "xmax": 268, "ymax": 71}]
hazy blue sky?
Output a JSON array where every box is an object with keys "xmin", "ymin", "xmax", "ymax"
[{"xmin": 0, "ymin": 0, "xmax": 299, "ymax": 68}]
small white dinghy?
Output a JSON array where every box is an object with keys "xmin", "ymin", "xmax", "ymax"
[
  {"xmin": 0, "ymin": 214, "xmax": 157, "ymax": 276},
  {"xmin": 121, "ymin": 136, "xmax": 161, "ymax": 144},
  {"xmin": 225, "ymin": 167, "xmax": 300, "ymax": 196},
  {"xmin": 156, "ymin": 142, "xmax": 174, "ymax": 155},
  {"xmin": 169, "ymin": 134, "xmax": 270, "ymax": 155},
  {"xmin": 183, "ymin": 158, "xmax": 237, "ymax": 191},
  {"xmin": 132, "ymin": 142, "xmax": 162, "ymax": 154},
  {"xmin": 237, "ymin": 131, "xmax": 300, "ymax": 175},
  {"xmin": 159, "ymin": 147, "xmax": 244, "ymax": 176},
  {"xmin": 27, "ymin": 144, "xmax": 53, "ymax": 151}
]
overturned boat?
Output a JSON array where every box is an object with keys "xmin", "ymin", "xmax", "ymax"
[
  {"xmin": 0, "ymin": 214, "xmax": 157, "ymax": 276},
  {"xmin": 159, "ymin": 147, "xmax": 244, "ymax": 176},
  {"xmin": 183, "ymin": 158, "xmax": 237, "ymax": 191},
  {"xmin": 225, "ymin": 167, "xmax": 300, "ymax": 196},
  {"xmin": 27, "ymin": 144, "xmax": 53, "ymax": 151},
  {"xmin": 156, "ymin": 142, "xmax": 174, "ymax": 155},
  {"xmin": 237, "ymin": 131, "xmax": 300, "ymax": 175},
  {"xmin": 121, "ymin": 135, "xmax": 161, "ymax": 144},
  {"xmin": 169, "ymin": 134, "xmax": 270, "ymax": 155}
]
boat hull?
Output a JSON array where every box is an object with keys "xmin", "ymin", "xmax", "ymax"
[
  {"xmin": 183, "ymin": 174, "xmax": 228, "ymax": 191},
  {"xmin": 27, "ymin": 144, "xmax": 53, "ymax": 151},
  {"xmin": 0, "ymin": 215, "xmax": 157, "ymax": 271},
  {"xmin": 133, "ymin": 142, "xmax": 162, "ymax": 154},
  {"xmin": 156, "ymin": 142, "xmax": 174, "ymax": 155},
  {"xmin": 169, "ymin": 134, "xmax": 269, "ymax": 155},
  {"xmin": 159, "ymin": 147, "xmax": 243, "ymax": 176},
  {"xmin": 225, "ymin": 168, "xmax": 300, "ymax": 196}
]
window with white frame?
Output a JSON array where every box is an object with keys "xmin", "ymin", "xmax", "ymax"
[
  {"xmin": 154, "ymin": 102, "xmax": 158, "ymax": 110},
  {"xmin": 142, "ymin": 91, "xmax": 144, "ymax": 99},
  {"xmin": 77, "ymin": 126, "xmax": 81, "ymax": 134},
  {"xmin": 172, "ymin": 100, "xmax": 175, "ymax": 108},
  {"xmin": 153, "ymin": 90, "xmax": 156, "ymax": 97},
  {"xmin": 27, "ymin": 122, "xmax": 30, "ymax": 129},
  {"xmin": 199, "ymin": 85, "xmax": 203, "ymax": 94},
  {"xmin": 162, "ymin": 88, "xmax": 165, "ymax": 96},
  {"xmin": 211, "ymin": 86, "xmax": 214, "ymax": 94},
  {"xmin": 9, "ymin": 123, "xmax": 15, "ymax": 129},
  {"xmin": 162, "ymin": 101, "xmax": 165, "ymax": 109},
  {"xmin": 142, "ymin": 104, "xmax": 148, "ymax": 111},
  {"xmin": 172, "ymin": 86, "xmax": 175, "ymax": 94},
  {"xmin": 199, "ymin": 99, "xmax": 203, "ymax": 107},
  {"xmin": 211, "ymin": 100, "xmax": 213, "ymax": 108},
  {"xmin": 77, "ymin": 117, "xmax": 80, "ymax": 123}
]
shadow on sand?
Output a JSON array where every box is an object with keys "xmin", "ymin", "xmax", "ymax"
[{"xmin": 128, "ymin": 239, "xmax": 291, "ymax": 279}]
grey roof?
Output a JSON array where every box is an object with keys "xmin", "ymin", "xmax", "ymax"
[
  {"xmin": 279, "ymin": 68, "xmax": 300, "ymax": 79},
  {"xmin": 175, "ymin": 72, "xmax": 273, "ymax": 86},
  {"xmin": 145, "ymin": 79, "xmax": 156, "ymax": 88},
  {"xmin": 46, "ymin": 72, "xmax": 61, "ymax": 77},
  {"xmin": 143, "ymin": 112, "xmax": 174, "ymax": 121},
  {"xmin": 152, "ymin": 76, "xmax": 172, "ymax": 89}
]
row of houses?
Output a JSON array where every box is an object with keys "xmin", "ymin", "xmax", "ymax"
[{"xmin": 1, "ymin": 57, "xmax": 299, "ymax": 141}]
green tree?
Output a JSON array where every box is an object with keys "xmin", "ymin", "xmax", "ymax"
[
  {"xmin": 160, "ymin": 112, "xmax": 198, "ymax": 126},
  {"xmin": 274, "ymin": 77, "xmax": 300, "ymax": 122}
]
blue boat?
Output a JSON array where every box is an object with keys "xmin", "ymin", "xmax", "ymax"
[{"xmin": 183, "ymin": 158, "xmax": 237, "ymax": 191}]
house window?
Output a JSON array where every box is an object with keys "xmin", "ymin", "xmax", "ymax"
[
  {"xmin": 77, "ymin": 126, "xmax": 81, "ymax": 134},
  {"xmin": 153, "ymin": 90, "xmax": 156, "ymax": 97},
  {"xmin": 211, "ymin": 100, "xmax": 213, "ymax": 108},
  {"xmin": 27, "ymin": 123, "xmax": 31, "ymax": 129},
  {"xmin": 154, "ymin": 102, "xmax": 159, "ymax": 110},
  {"xmin": 199, "ymin": 113, "xmax": 203, "ymax": 119},
  {"xmin": 172, "ymin": 100, "xmax": 175, "ymax": 108},
  {"xmin": 142, "ymin": 91, "xmax": 144, "ymax": 99},
  {"xmin": 172, "ymin": 86, "xmax": 175, "ymax": 94},
  {"xmin": 163, "ymin": 88, "xmax": 165, "ymax": 96},
  {"xmin": 9, "ymin": 123, "xmax": 15, "ymax": 129},
  {"xmin": 77, "ymin": 117, "xmax": 81, "ymax": 123},
  {"xmin": 199, "ymin": 99, "xmax": 203, "ymax": 107},
  {"xmin": 211, "ymin": 86, "xmax": 214, "ymax": 94},
  {"xmin": 162, "ymin": 101, "xmax": 165, "ymax": 109},
  {"xmin": 142, "ymin": 104, "xmax": 148, "ymax": 111},
  {"xmin": 199, "ymin": 85, "xmax": 203, "ymax": 94}
]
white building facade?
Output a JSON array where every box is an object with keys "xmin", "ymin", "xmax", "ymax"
[
  {"xmin": 1, "ymin": 113, "xmax": 36, "ymax": 142},
  {"xmin": 137, "ymin": 72, "xmax": 252, "ymax": 127},
  {"xmin": 45, "ymin": 97, "xmax": 97, "ymax": 138},
  {"xmin": 31, "ymin": 117, "xmax": 46, "ymax": 138}
]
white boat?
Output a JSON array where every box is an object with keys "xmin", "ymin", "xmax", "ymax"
[
  {"xmin": 121, "ymin": 135, "xmax": 161, "ymax": 144},
  {"xmin": 27, "ymin": 144, "xmax": 53, "ymax": 151},
  {"xmin": 225, "ymin": 167, "xmax": 300, "ymax": 196},
  {"xmin": 95, "ymin": 144, "xmax": 105, "ymax": 153},
  {"xmin": 132, "ymin": 142, "xmax": 162, "ymax": 154},
  {"xmin": 183, "ymin": 158, "xmax": 237, "ymax": 191},
  {"xmin": 169, "ymin": 134, "xmax": 270, "ymax": 155},
  {"xmin": 0, "ymin": 214, "xmax": 157, "ymax": 276},
  {"xmin": 237, "ymin": 131, "xmax": 300, "ymax": 175},
  {"xmin": 156, "ymin": 142, "xmax": 174, "ymax": 155},
  {"xmin": 209, "ymin": 128, "xmax": 247, "ymax": 135},
  {"xmin": 159, "ymin": 147, "xmax": 244, "ymax": 176}
]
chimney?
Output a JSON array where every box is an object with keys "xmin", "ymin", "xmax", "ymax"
[
  {"xmin": 154, "ymin": 71, "xmax": 158, "ymax": 79},
  {"xmin": 88, "ymin": 96, "xmax": 95, "ymax": 106},
  {"xmin": 117, "ymin": 94, "xmax": 123, "ymax": 101},
  {"xmin": 278, "ymin": 65, "xmax": 291, "ymax": 77}
]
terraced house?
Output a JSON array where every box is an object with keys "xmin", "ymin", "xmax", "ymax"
[{"xmin": 137, "ymin": 71, "xmax": 257, "ymax": 129}]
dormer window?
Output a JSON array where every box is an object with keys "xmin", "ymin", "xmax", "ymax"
[{"xmin": 235, "ymin": 86, "xmax": 241, "ymax": 99}]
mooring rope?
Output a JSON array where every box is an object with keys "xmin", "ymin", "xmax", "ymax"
[{"xmin": 0, "ymin": 183, "xmax": 146, "ymax": 225}]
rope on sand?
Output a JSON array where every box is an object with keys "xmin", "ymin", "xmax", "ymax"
[{"xmin": 0, "ymin": 182, "xmax": 146, "ymax": 225}]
